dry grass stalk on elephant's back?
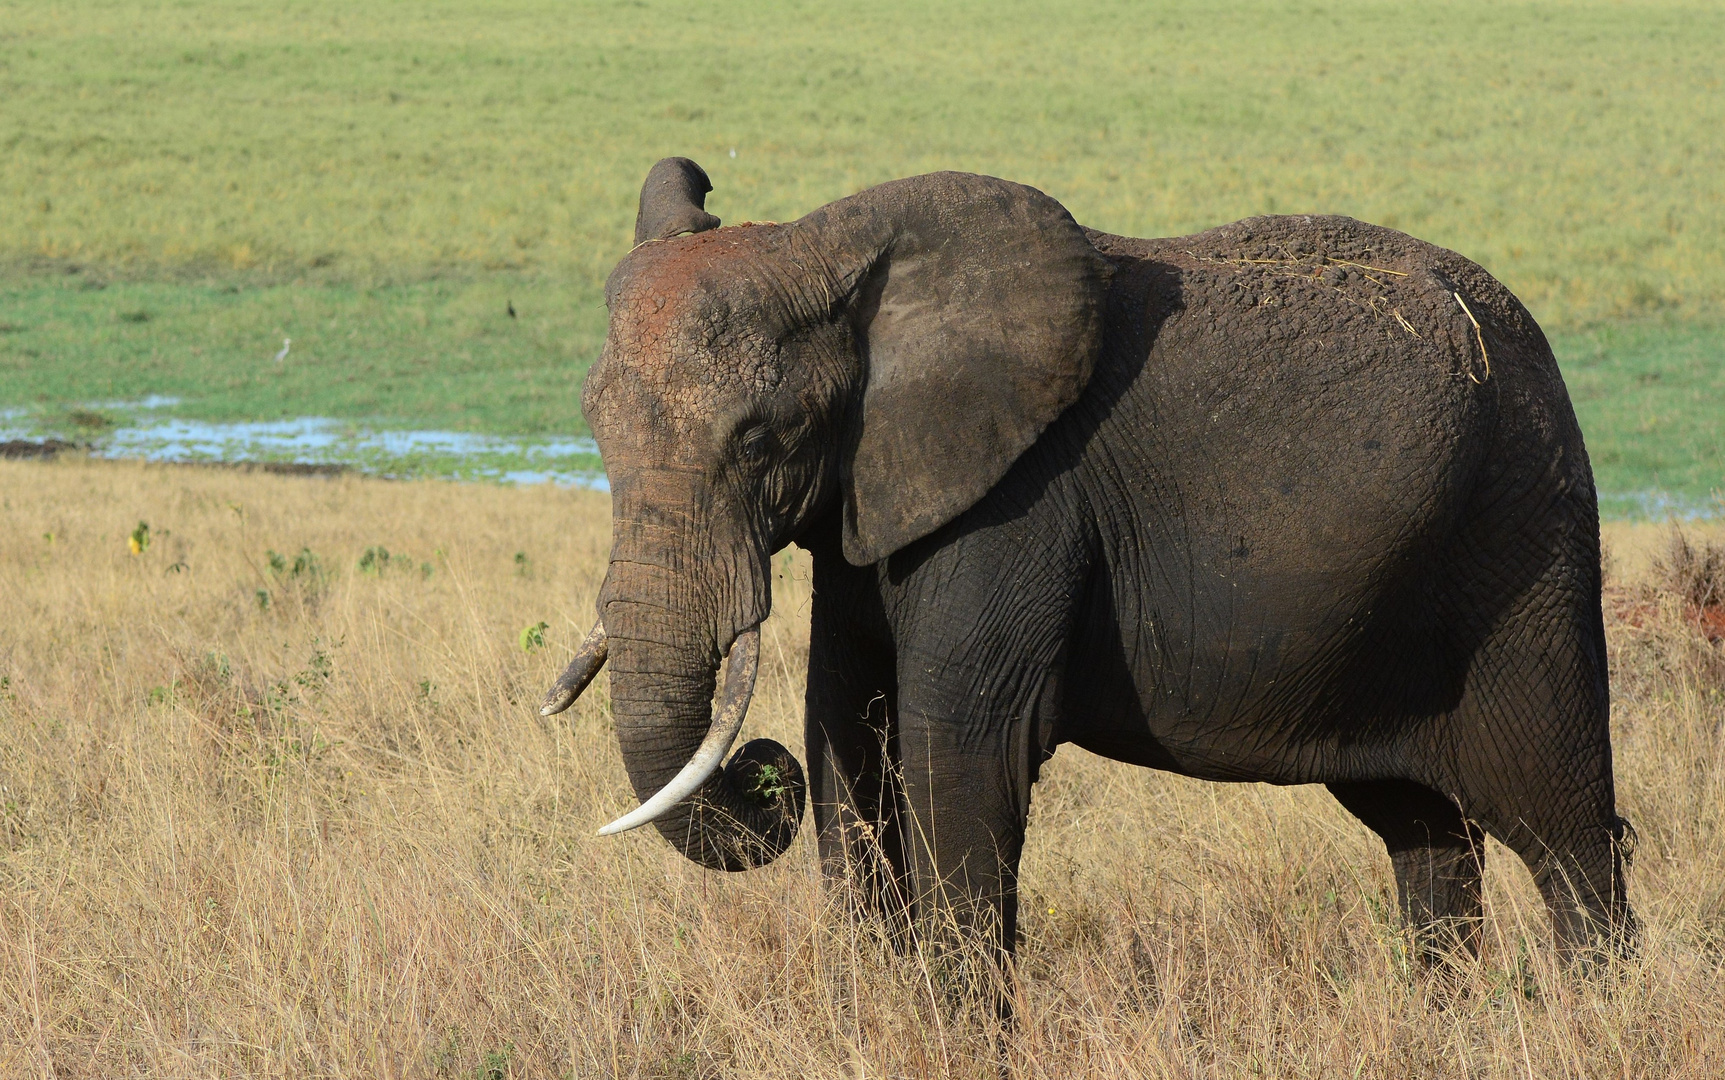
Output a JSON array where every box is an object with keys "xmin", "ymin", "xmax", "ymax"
[{"xmin": 2, "ymin": 458, "xmax": 1723, "ymax": 1078}]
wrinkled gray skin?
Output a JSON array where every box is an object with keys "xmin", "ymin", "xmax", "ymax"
[{"xmin": 562, "ymin": 159, "xmax": 1634, "ymax": 972}]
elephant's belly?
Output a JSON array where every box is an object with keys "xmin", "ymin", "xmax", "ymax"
[
  {"xmin": 1062, "ymin": 523, "xmax": 1476, "ymax": 784},
  {"xmin": 1063, "ymin": 426, "xmax": 1477, "ymax": 783}
]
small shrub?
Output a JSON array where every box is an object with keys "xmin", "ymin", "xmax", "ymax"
[
  {"xmin": 519, "ymin": 621, "xmax": 549, "ymax": 653},
  {"xmin": 474, "ymin": 1043, "xmax": 514, "ymax": 1080},
  {"xmin": 358, "ymin": 545, "xmax": 390, "ymax": 575},
  {"xmin": 1652, "ymin": 527, "xmax": 1725, "ymax": 612},
  {"xmin": 265, "ymin": 546, "xmax": 329, "ymax": 605},
  {"xmin": 358, "ymin": 545, "xmax": 417, "ymax": 576},
  {"xmin": 290, "ymin": 548, "xmax": 324, "ymax": 581}
]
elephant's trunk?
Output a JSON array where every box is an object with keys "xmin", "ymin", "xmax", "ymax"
[
  {"xmin": 597, "ymin": 627, "xmax": 759, "ymax": 837},
  {"xmin": 596, "ymin": 544, "xmax": 804, "ymax": 871}
]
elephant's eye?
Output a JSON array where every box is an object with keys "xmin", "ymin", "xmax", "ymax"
[{"xmin": 739, "ymin": 426, "xmax": 774, "ymax": 464}]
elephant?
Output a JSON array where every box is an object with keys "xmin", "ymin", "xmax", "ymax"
[{"xmin": 542, "ymin": 156, "xmax": 1635, "ymax": 971}]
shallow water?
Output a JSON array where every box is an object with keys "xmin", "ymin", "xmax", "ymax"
[
  {"xmin": 1596, "ymin": 489, "xmax": 1720, "ymax": 521},
  {"xmin": 1, "ymin": 401, "xmax": 608, "ymax": 490}
]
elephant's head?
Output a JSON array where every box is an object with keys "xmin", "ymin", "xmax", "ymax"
[{"xmin": 542, "ymin": 158, "xmax": 1111, "ymax": 870}]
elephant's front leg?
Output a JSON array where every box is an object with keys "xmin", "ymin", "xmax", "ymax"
[
  {"xmin": 805, "ymin": 556, "xmax": 908, "ymax": 930},
  {"xmin": 895, "ymin": 713, "xmax": 1033, "ymax": 955},
  {"xmin": 883, "ymin": 533, "xmax": 1077, "ymax": 992},
  {"xmin": 893, "ymin": 616, "xmax": 1063, "ymax": 1004}
]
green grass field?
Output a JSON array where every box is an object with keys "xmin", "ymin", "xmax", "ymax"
[
  {"xmin": 0, "ymin": 277, "xmax": 598, "ymax": 435},
  {"xmin": 2, "ymin": 0, "xmax": 1721, "ymax": 509}
]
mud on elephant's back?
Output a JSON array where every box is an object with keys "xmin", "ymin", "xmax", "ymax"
[{"xmin": 1093, "ymin": 214, "xmax": 1539, "ymax": 389}]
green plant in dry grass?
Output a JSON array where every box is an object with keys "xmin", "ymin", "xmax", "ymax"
[
  {"xmin": 519, "ymin": 621, "xmax": 549, "ymax": 654},
  {"xmin": 474, "ymin": 1042, "xmax": 515, "ymax": 1080},
  {"xmin": 354, "ymin": 544, "xmax": 435, "ymax": 580},
  {"xmin": 358, "ymin": 544, "xmax": 400, "ymax": 575},
  {"xmin": 261, "ymin": 545, "xmax": 328, "ymax": 610}
]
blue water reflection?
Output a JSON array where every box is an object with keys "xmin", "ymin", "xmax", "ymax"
[{"xmin": 2, "ymin": 404, "xmax": 608, "ymax": 490}]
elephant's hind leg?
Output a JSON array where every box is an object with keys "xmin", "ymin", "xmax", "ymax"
[
  {"xmin": 1329, "ymin": 779, "xmax": 1485, "ymax": 959},
  {"xmin": 1439, "ymin": 505, "xmax": 1635, "ymax": 964},
  {"xmin": 1446, "ymin": 632, "xmax": 1635, "ymax": 964}
]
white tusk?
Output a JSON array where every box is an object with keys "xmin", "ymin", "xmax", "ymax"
[{"xmin": 597, "ymin": 627, "xmax": 760, "ymax": 837}]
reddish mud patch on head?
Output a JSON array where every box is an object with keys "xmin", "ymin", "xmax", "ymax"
[{"xmin": 588, "ymin": 225, "xmax": 801, "ymax": 455}]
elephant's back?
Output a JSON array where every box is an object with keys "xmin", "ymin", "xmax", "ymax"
[
  {"xmin": 1078, "ymin": 215, "xmax": 1510, "ymax": 550},
  {"xmin": 1089, "ymin": 216, "xmax": 1587, "ymax": 527},
  {"xmin": 1087, "ymin": 214, "xmax": 1551, "ymax": 389},
  {"xmin": 1060, "ymin": 219, "xmax": 1546, "ymax": 730}
]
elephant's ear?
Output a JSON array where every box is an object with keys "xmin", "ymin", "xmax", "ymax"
[
  {"xmin": 797, "ymin": 173, "xmax": 1112, "ymax": 566},
  {"xmin": 634, "ymin": 157, "xmax": 721, "ymax": 244}
]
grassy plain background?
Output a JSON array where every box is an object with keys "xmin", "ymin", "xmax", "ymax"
[
  {"xmin": 2, "ymin": 459, "xmax": 1724, "ymax": 1076},
  {"xmin": 1, "ymin": 0, "xmax": 1722, "ymax": 505}
]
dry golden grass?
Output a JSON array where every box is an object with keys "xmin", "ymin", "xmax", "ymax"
[{"xmin": 3, "ymin": 458, "xmax": 1724, "ymax": 1078}]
